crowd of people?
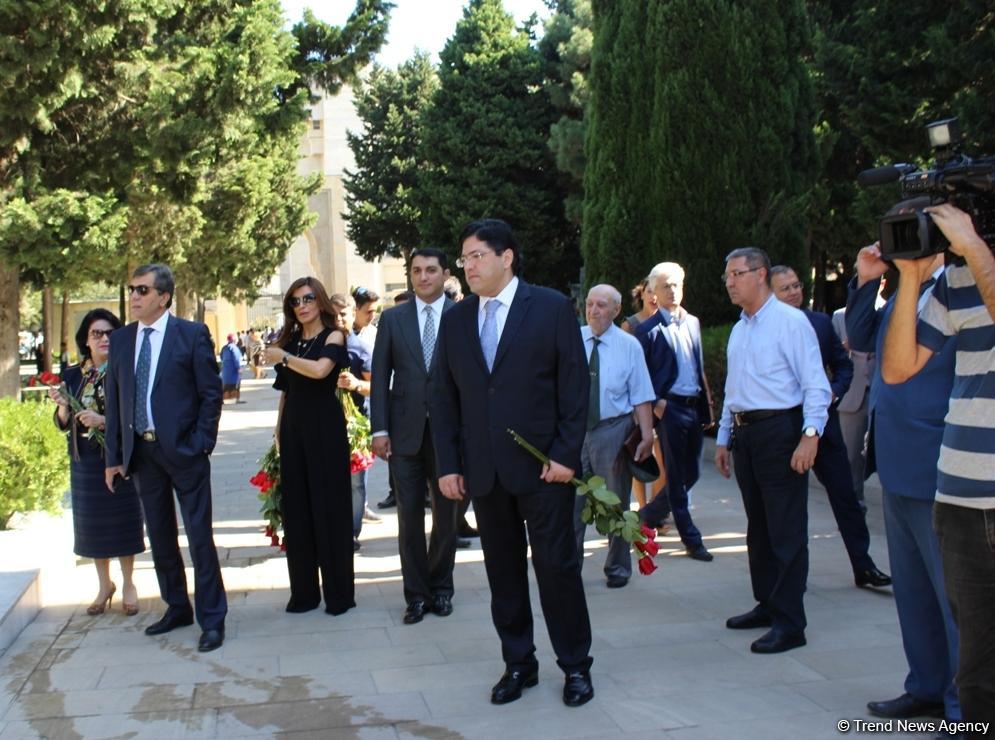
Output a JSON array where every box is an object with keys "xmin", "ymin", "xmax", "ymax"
[{"xmin": 48, "ymin": 207, "xmax": 992, "ymax": 733}]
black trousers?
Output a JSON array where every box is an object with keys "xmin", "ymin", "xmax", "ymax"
[
  {"xmin": 811, "ymin": 409, "xmax": 873, "ymax": 572},
  {"xmin": 731, "ymin": 410, "xmax": 808, "ymax": 634},
  {"xmin": 473, "ymin": 482, "xmax": 593, "ymax": 674},
  {"xmin": 132, "ymin": 439, "xmax": 227, "ymax": 631},
  {"xmin": 389, "ymin": 420, "xmax": 458, "ymax": 605}
]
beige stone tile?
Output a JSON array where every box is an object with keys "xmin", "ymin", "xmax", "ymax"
[
  {"xmin": 2, "ymin": 684, "xmax": 195, "ymax": 721},
  {"xmin": 280, "ymin": 644, "xmax": 445, "ymax": 677},
  {"xmin": 371, "ymin": 659, "xmax": 500, "ymax": 694},
  {"xmin": 398, "ymin": 702, "xmax": 621, "ymax": 739}
]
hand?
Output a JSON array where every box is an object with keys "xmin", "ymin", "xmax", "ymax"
[
  {"xmin": 855, "ymin": 242, "xmax": 889, "ymax": 287},
  {"xmin": 104, "ymin": 465, "xmax": 126, "ymax": 493},
  {"xmin": 892, "ymin": 254, "xmax": 939, "ymax": 283},
  {"xmin": 703, "ymin": 404, "xmax": 716, "ymax": 431},
  {"xmin": 924, "ymin": 203, "xmax": 988, "ymax": 258},
  {"xmin": 273, "ymin": 430, "xmax": 280, "ymax": 454},
  {"xmin": 790, "ymin": 435, "xmax": 819, "ymax": 474},
  {"xmin": 47, "ymin": 386, "xmax": 69, "ymax": 407},
  {"xmin": 715, "ymin": 445, "xmax": 731, "ymax": 478},
  {"xmin": 76, "ymin": 410, "xmax": 104, "ymax": 429},
  {"xmin": 540, "ymin": 459, "xmax": 575, "ymax": 484},
  {"xmin": 372, "ymin": 435, "xmax": 392, "ymax": 460},
  {"xmin": 264, "ymin": 346, "xmax": 285, "ymax": 365},
  {"xmin": 439, "ymin": 473, "xmax": 465, "ymax": 501},
  {"xmin": 653, "ymin": 399, "xmax": 667, "ymax": 420},
  {"xmin": 633, "ymin": 437, "xmax": 654, "ymax": 462},
  {"xmin": 337, "ymin": 371, "xmax": 359, "ymax": 391}
]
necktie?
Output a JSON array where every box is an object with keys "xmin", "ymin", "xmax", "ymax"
[
  {"xmin": 587, "ymin": 337, "xmax": 601, "ymax": 430},
  {"xmin": 134, "ymin": 327, "xmax": 153, "ymax": 432},
  {"xmin": 422, "ymin": 305, "xmax": 436, "ymax": 371},
  {"xmin": 481, "ymin": 299, "xmax": 500, "ymax": 371}
]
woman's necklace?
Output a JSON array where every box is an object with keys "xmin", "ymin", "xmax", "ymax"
[{"xmin": 296, "ymin": 329, "xmax": 321, "ymax": 358}]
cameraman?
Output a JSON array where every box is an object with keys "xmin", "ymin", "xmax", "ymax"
[{"xmin": 880, "ymin": 203, "xmax": 995, "ymax": 734}]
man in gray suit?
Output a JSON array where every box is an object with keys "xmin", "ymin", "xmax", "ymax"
[
  {"xmin": 832, "ymin": 307, "xmax": 874, "ymax": 503},
  {"xmin": 371, "ymin": 248, "xmax": 459, "ymax": 625}
]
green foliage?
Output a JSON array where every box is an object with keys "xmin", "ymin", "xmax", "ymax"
[
  {"xmin": 701, "ymin": 322, "xmax": 734, "ymax": 425},
  {"xmin": 0, "ymin": 398, "xmax": 68, "ymax": 529},
  {"xmin": 583, "ymin": 0, "xmax": 817, "ymax": 325},
  {"xmin": 343, "ymin": 52, "xmax": 438, "ymax": 263},
  {"xmin": 418, "ymin": 0, "xmax": 577, "ymax": 292}
]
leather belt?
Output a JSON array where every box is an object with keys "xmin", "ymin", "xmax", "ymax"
[
  {"xmin": 732, "ymin": 406, "xmax": 801, "ymax": 427},
  {"xmin": 666, "ymin": 393, "xmax": 700, "ymax": 406},
  {"xmin": 138, "ymin": 430, "xmax": 158, "ymax": 442}
]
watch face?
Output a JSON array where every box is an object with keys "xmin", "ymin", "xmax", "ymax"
[{"xmin": 804, "ymin": 426, "xmax": 816, "ymax": 437}]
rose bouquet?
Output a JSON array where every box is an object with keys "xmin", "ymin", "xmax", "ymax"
[
  {"xmin": 508, "ymin": 429, "xmax": 659, "ymax": 575},
  {"xmin": 250, "ymin": 443, "xmax": 284, "ymax": 549},
  {"xmin": 337, "ymin": 389, "xmax": 374, "ymax": 474}
]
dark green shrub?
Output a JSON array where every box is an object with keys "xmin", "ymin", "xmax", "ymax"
[
  {"xmin": 0, "ymin": 398, "xmax": 69, "ymax": 529},
  {"xmin": 701, "ymin": 323, "xmax": 734, "ymax": 434}
]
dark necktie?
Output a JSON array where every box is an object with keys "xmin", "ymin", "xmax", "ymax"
[
  {"xmin": 587, "ymin": 337, "xmax": 601, "ymax": 431},
  {"xmin": 134, "ymin": 327, "xmax": 153, "ymax": 432}
]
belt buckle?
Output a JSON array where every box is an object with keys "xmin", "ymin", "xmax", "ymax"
[
  {"xmin": 733, "ymin": 412, "xmax": 745, "ymax": 427},
  {"xmin": 141, "ymin": 430, "xmax": 157, "ymax": 442}
]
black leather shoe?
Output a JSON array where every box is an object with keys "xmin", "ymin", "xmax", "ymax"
[
  {"xmin": 403, "ymin": 600, "xmax": 427, "ymax": 625},
  {"xmin": 144, "ymin": 611, "xmax": 194, "ymax": 636},
  {"xmin": 855, "ymin": 566, "xmax": 892, "ymax": 588},
  {"xmin": 725, "ymin": 607, "xmax": 772, "ymax": 630},
  {"xmin": 606, "ymin": 576, "xmax": 628, "ymax": 589},
  {"xmin": 458, "ymin": 521, "xmax": 479, "ymax": 538},
  {"xmin": 491, "ymin": 667, "xmax": 539, "ymax": 705},
  {"xmin": 432, "ymin": 594, "xmax": 453, "ymax": 617},
  {"xmin": 685, "ymin": 544, "xmax": 714, "ymax": 562},
  {"xmin": 750, "ymin": 628, "xmax": 806, "ymax": 654},
  {"xmin": 197, "ymin": 628, "xmax": 224, "ymax": 653},
  {"xmin": 377, "ymin": 494, "xmax": 396, "ymax": 509},
  {"xmin": 563, "ymin": 670, "xmax": 594, "ymax": 707},
  {"xmin": 353, "ymin": 537, "xmax": 361, "ymax": 552},
  {"xmin": 867, "ymin": 693, "xmax": 945, "ymax": 719},
  {"xmin": 455, "ymin": 537, "xmax": 471, "ymax": 549}
]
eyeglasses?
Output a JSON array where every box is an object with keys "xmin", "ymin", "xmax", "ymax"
[
  {"xmin": 88, "ymin": 329, "xmax": 114, "ymax": 340},
  {"xmin": 456, "ymin": 250, "xmax": 494, "ymax": 269},
  {"xmin": 720, "ymin": 267, "xmax": 762, "ymax": 283},
  {"xmin": 289, "ymin": 293, "xmax": 317, "ymax": 308},
  {"xmin": 126, "ymin": 284, "xmax": 159, "ymax": 296}
]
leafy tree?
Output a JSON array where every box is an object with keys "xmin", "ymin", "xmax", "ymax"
[
  {"xmin": 418, "ymin": 0, "xmax": 576, "ymax": 292},
  {"xmin": 343, "ymin": 52, "xmax": 438, "ymax": 266}
]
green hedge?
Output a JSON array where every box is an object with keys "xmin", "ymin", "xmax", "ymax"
[
  {"xmin": 701, "ymin": 323, "xmax": 734, "ymax": 434},
  {"xmin": 0, "ymin": 398, "xmax": 69, "ymax": 529}
]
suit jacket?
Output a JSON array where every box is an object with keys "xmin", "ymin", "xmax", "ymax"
[
  {"xmin": 634, "ymin": 308, "xmax": 710, "ymax": 420},
  {"xmin": 105, "ymin": 315, "xmax": 223, "ymax": 473},
  {"xmin": 370, "ymin": 297, "xmax": 454, "ymax": 456},
  {"xmin": 845, "ymin": 277, "xmax": 955, "ymax": 499},
  {"xmin": 832, "ymin": 308, "xmax": 873, "ymax": 414},
  {"xmin": 429, "ymin": 281, "xmax": 589, "ymax": 498},
  {"xmin": 802, "ymin": 308, "xmax": 854, "ymax": 404}
]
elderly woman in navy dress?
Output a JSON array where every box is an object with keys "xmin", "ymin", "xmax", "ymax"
[{"xmin": 49, "ymin": 309, "xmax": 145, "ymax": 616}]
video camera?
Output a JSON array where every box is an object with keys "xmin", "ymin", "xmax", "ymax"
[{"xmin": 858, "ymin": 118, "xmax": 995, "ymax": 261}]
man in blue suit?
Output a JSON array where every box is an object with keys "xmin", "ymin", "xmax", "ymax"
[
  {"xmin": 634, "ymin": 262, "xmax": 714, "ymax": 561},
  {"xmin": 104, "ymin": 264, "xmax": 227, "ymax": 653},
  {"xmin": 770, "ymin": 266, "xmax": 890, "ymax": 589},
  {"xmin": 845, "ymin": 246, "xmax": 959, "ymax": 722},
  {"xmin": 430, "ymin": 219, "xmax": 594, "ymax": 707}
]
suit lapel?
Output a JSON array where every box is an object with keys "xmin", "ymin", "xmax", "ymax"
[
  {"xmin": 428, "ymin": 298, "xmax": 455, "ymax": 374},
  {"xmin": 397, "ymin": 300, "xmax": 425, "ymax": 374},
  {"xmin": 462, "ymin": 295, "xmax": 489, "ymax": 374},
  {"xmin": 491, "ymin": 281, "xmax": 530, "ymax": 374},
  {"xmin": 119, "ymin": 323, "xmax": 138, "ymax": 403},
  {"xmin": 150, "ymin": 314, "xmax": 177, "ymax": 395}
]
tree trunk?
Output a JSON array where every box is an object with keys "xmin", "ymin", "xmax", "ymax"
[
  {"xmin": 0, "ymin": 258, "xmax": 20, "ymax": 399},
  {"xmin": 174, "ymin": 288, "xmax": 195, "ymax": 320},
  {"xmin": 41, "ymin": 285, "xmax": 54, "ymax": 373},
  {"xmin": 402, "ymin": 246, "xmax": 413, "ymax": 290},
  {"xmin": 196, "ymin": 295, "xmax": 206, "ymax": 324},
  {"xmin": 60, "ymin": 290, "xmax": 71, "ymax": 365},
  {"xmin": 119, "ymin": 283, "xmax": 127, "ymax": 323}
]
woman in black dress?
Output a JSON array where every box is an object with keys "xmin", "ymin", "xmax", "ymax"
[
  {"xmin": 49, "ymin": 309, "xmax": 145, "ymax": 616},
  {"xmin": 266, "ymin": 277, "xmax": 355, "ymax": 615}
]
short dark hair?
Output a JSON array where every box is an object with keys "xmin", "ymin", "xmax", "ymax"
[
  {"xmin": 725, "ymin": 247, "xmax": 772, "ymax": 286},
  {"xmin": 352, "ymin": 286, "xmax": 380, "ymax": 309},
  {"xmin": 75, "ymin": 308, "xmax": 123, "ymax": 360},
  {"xmin": 770, "ymin": 265, "xmax": 796, "ymax": 278},
  {"xmin": 393, "ymin": 290, "xmax": 413, "ymax": 304},
  {"xmin": 132, "ymin": 263, "xmax": 175, "ymax": 308},
  {"xmin": 458, "ymin": 219, "xmax": 522, "ymax": 275},
  {"xmin": 410, "ymin": 247, "xmax": 448, "ymax": 271}
]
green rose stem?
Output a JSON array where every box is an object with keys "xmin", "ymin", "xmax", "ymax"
[{"xmin": 55, "ymin": 382, "xmax": 105, "ymax": 449}]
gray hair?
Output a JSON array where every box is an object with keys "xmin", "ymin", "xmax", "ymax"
[
  {"xmin": 769, "ymin": 265, "xmax": 796, "ymax": 278},
  {"xmin": 133, "ymin": 263, "xmax": 175, "ymax": 308},
  {"xmin": 587, "ymin": 283, "xmax": 622, "ymax": 307},
  {"xmin": 647, "ymin": 262, "xmax": 685, "ymax": 291},
  {"xmin": 725, "ymin": 247, "xmax": 772, "ymax": 285}
]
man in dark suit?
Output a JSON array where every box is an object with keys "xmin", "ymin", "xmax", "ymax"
[
  {"xmin": 104, "ymin": 264, "xmax": 227, "ymax": 653},
  {"xmin": 634, "ymin": 261, "xmax": 715, "ymax": 562},
  {"xmin": 770, "ymin": 266, "xmax": 890, "ymax": 589},
  {"xmin": 430, "ymin": 219, "xmax": 594, "ymax": 707},
  {"xmin": 370, "ymin": 247, "xmax": 459, "ymax": 625}
]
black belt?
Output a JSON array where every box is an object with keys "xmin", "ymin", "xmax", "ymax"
[
  {"xmin": 666, "ymin": 393, "xmax": 700, "ymax": 406},
  {"xmin": 137, "ymin": 430, "xmax": 157, "ymax": 442},
  {"xmin": 732, "ymin": 406, "xmax": 801, "ymax": 427}
]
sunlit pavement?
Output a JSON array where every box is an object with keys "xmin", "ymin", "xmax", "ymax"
[{"xmin": 0, "ymin": 375, "xmax": 913, "ymax": 739}]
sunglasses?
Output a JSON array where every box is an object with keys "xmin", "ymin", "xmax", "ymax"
[
  {"xmin": 126, "ymin": 284, "xmax": 159, "ymax": 296},
  {"xmin": 88, "ymin": 329, "xmax": 114, "ymax": 340},
  {"xmin": 289, "ymin": 293, "xmax": 317, "ymax": 308}
]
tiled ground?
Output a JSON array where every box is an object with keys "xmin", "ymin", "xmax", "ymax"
[{"xmin": 0, "ymin": 376, "xmax": 927, "ymax": 739}]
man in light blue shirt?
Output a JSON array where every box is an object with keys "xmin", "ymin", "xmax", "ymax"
[
  {"xmin": 573, "ymin": 285, "xmax": 655, "ymax": 589},
  {"xmin": 715, "ymin": 247, "xmax": 831, "ymax": 655}
]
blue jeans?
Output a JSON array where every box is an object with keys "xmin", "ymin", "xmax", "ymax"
[
  {"xmin": 933, "ymin": 502, "xmax": 995, "ymax": 736},
  {"xmin": 352, "ymin": 469, "xmax": 368, "ymax": 538}
]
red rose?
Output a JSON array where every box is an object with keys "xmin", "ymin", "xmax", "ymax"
[
  {"xmin": 28, "ymin": 376, "xmax": 36, "ymax": 387},
  {"xmin": 265, "ymin": 526, "xmax": 273, "ymax": 537},
  {"xmin": 280, "ymin": 542, "xmax": 287, "ymax": 552},
  {"xmin": 270, "ymin": 535, "xmax": 280, "ymax": 547},
  {"xmin": 642, "ymin": 539, "xmax": 659, "ymax": 557},
  {"xmin": 640, "ymin": 523, "xmax": 657, "ymax": 541},
  {"xmin": 638, "ymin": 556, "xmax": 658, "ymax": 576},
  {"xmin": 250, "ymin": 471, "xmax": 263, "ymax": 487}
]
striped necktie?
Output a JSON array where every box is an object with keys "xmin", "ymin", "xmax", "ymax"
[{"xmin": 134, "ymin": 327, "xmax": 153, "ymax": 432}]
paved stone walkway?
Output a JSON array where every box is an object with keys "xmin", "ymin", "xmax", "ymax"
[{"xmin": 0, "ymin": 375, "xmax": 919, "ymax": 739}]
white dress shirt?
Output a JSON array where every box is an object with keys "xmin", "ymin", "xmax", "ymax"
[
  {"xmin": 660, "ymin": 307, "xmax": 701, "ymax": 396},
  {"xmin": 133, "ymin": 310, "xmax": 171, "ymax": 431},
  {"xmin": 582, "ymin": 323, "xmax": 656, "ymax": 421},
  {"xmin": 477, "ymin": 276, "xmax": 520, "ymax": 340},
  {"xmin": 416, "ymin": 293, "xmax": 447, "ymax": 339}
]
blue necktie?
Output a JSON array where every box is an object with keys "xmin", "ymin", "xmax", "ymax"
[
  {"xmin": 481, "ymin": 299, "xmax": 500, "ymax": 371},
  {"xmin": 134, "ymin": 327, "xmax": 153, "ymax": 432}
]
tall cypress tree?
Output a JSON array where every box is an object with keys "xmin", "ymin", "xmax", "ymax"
[{"xmin": 418, "ymin": 0, "xmax": 575, "ymax": 292}]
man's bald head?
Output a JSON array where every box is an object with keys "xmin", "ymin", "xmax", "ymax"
[{"xmin": 585, "ymin": 284, "xmax": 622, "ymax": 336}]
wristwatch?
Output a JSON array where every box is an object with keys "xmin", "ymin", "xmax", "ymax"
[
  {"xmin": 803, "ymin": 426, "xmax": 818, "ymax": 438},
  {"xmin": 281, "ymin": 352, "xmax": 290, "ymax": 367}
]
